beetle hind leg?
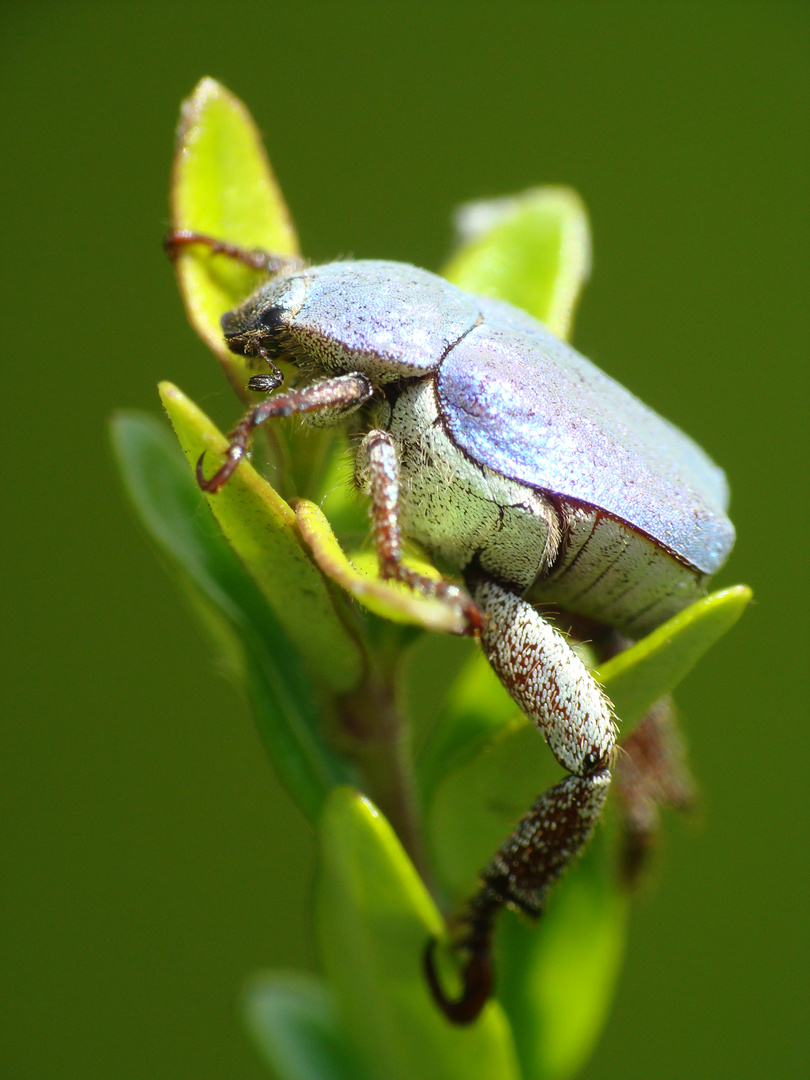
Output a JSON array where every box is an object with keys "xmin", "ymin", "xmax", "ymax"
[
  {"xmin": 426, "ymin": 770, "xmax": 611, "ymax": 1023},
  {"xmin": 426, "ymin": 580, "xmax": 615, "ymax": 1023},
  {"xmin": 616, "ymin": 697, "xmax": 695, "ymax": 887},
  {"xmin": 473, "ymin": 580, "xmax": 616, "ymax": 774}
]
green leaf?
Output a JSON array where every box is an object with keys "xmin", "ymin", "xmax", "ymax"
[
  {"xmin": 159, "ymin": 382, "xmax": 364, "ymax": 695},
  {"xmin": 295, "ymin": 499, "xmax": 469, "ymax": 634},
  {"xmin": 243, "ymin": 972, "xmax": 371, "ymax": 1080},
  {"xmin": 169, "ymin": 77, "xmax": 299, "ymax": 391},
  {"xmin": 416, "ymin": 650, "xmax": 520, "ymax": 808},
  {"xmin": 316, "ymin": 788, "xmax": 523, "ymax": 1080},
  {"xmin": 441, "ymin": 188, "xmax": 591, "ymax": 339},
  {"xmin": 595, "ymin": 585, "xmax": 753, "ymax": 732},
  {"xmin": 400, "ymin": 632, "xmax": 478, "ymax": 751},
  {"xmin": 110, "ymin": 410, "xmax": 351, "ymax": 821}
]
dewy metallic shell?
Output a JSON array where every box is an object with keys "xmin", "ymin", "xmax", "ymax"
[{"xmin": 439, "ymin": 299, "xmax": 734, "ymax": 575}]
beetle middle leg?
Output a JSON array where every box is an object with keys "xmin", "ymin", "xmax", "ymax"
[
  {"xmin": 426, "ymin": 579, "xmax": 615, "ymax": 1022},
  {"xmin": 355, "ymin": 430, "xmax": 484, "ymax": 632}
]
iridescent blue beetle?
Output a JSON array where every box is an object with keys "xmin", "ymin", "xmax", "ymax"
[{"xmin": 166, "ymin": 231, "xmax": 735, "ymax": 1023}]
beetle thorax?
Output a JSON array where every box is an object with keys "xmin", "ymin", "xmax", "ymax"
[{"xmin": 381, "ymin": 379, "xmax": 559, "ymax": 592}]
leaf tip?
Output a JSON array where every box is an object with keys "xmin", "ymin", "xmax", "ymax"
[{"xmin": 157, "ymin": 379, "xmax": 182, "ymax": 403}]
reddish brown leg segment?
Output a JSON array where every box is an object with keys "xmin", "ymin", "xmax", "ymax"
[
  {"xmin": 198, "ymin": 374, "xmax": 373, "ymax": 493},
  {"xmin": 163, "ymin": 229, "xmax": 305, "ymax": 275},
  {"xmin": 423, "ymin": 890, "xmax": 496, "ymax": 1025},
  {"xmin": 355, "ymin": 430, "xmax": 484, "ymax": 632}
]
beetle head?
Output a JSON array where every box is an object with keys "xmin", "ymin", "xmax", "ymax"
[{"xmin": 220, "ymin": 274, "xmax": 308, "ymax": 361}]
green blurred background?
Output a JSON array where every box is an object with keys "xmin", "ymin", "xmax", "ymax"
[{"xmin": 2, "ymin": 3, "xmax": 807, "ymax": 1077}]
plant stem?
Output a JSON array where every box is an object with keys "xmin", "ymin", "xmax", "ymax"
[{"xmin": 336, "ymin": 669, "xmax": 430, "ymax": 886}]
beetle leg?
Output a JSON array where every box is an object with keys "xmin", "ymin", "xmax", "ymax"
[
  {"xmin": 473, "ymin": 580, "xmax": 616, "ymax": 774},
  {"xmin": 616, "ymin": 697, "xmax": 695, "ymax": 887},
  {"xmin": 355, "ymin": 430, "xmax": 484, "ymax": 632},
  {"xmin": 426, "ymin": 579, "xmax": 615, "ymax": 1022},
  {"xmin": 198, "ymin": 374, "xmax": 373, "ymax": 493},
  {"xmin": 426, "ymin": 770, "xmax": 611, "ymax": 1023},
  {"xmin": 163, "ymin": 229, "xmax": 305, "ymax": 275}
]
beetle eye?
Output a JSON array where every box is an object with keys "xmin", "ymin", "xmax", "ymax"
[{"xmin": 258, "ymin": 305, "xmax": 285, "ymax": 333}]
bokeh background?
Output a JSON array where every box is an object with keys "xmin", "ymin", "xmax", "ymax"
[{"xmin": 2, "ymin": 4, "xmax": 807, "ymax": 1078}]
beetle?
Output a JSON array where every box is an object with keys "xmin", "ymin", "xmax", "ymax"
[{"xmin": 165, "ymin": 228, "xmax": 734, "ymax": 1023}]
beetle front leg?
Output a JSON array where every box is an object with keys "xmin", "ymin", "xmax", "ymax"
[
  {"xmin": 198, "ymin": 374, "xmax": 373, "ymax": 493},
  {"xmin": 355, "ymin": 430, "xmax": 484, "ymax": 632},
  {"xmin": 426, "ymin": 579, "xmax": 615, "ymax": 1022}
]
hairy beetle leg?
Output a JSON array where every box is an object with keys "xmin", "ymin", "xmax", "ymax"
[
  {"xmin": 473, "ymin": 580, "xmax": 616, "ymax": 774},
  {"xmin": 428, "ymin": 770, "xmax": 611, "ymax": 1023},
  {"xmin": 163, "ymin": 229, "xmax": 304, "ymax": 275},
  {"xmin": 356, "ymin": 429, "xmax": 484, "ymax": 634},
  {"xmin": 615, "ymin": 697, "xmax": 695, "ymax": 887},
  {"xmin": 197, "ymin": 374, "xmax": 374, "ymax": 493},
  {"xmin": 426, "ymin": 580, "xmax": 615, "ymax": 1022}
]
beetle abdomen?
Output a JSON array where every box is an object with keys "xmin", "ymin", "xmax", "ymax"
[{"xmin": 532, "ymin": 502, "xmax": 707, "ymax": 637}]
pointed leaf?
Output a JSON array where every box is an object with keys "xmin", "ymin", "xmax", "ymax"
[
  {"xmin": 401, "ymin": 632, "xmax": 480, "ymax": 751},
  {"xmin": 110, "ymin": 410, "xmax": 351, "ymax": 820},
  {"xmin": 243, "ymin": 972, "xmax": 371, "ymax": 1080},
  {"xmin": 160, "ymin": 383, "xmax": 364, "ymax": 695},
  {"xmin": 595, "ymin": 585, "xmax": 753, "ymax": 732},
  {"xmin": 170, "ymin": 77, "xmax": 299, "ymax": 390},
  {"xmin": 295, "ymin": 499, "xmax": 469, "ymax": 634},
  {"xmin": 441, "ymin": 188, "xmax": 591, "ymax": 339},
  {"xmin": 316, "ymin": 788, "xmax": 522, "ymax": 1080}
]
